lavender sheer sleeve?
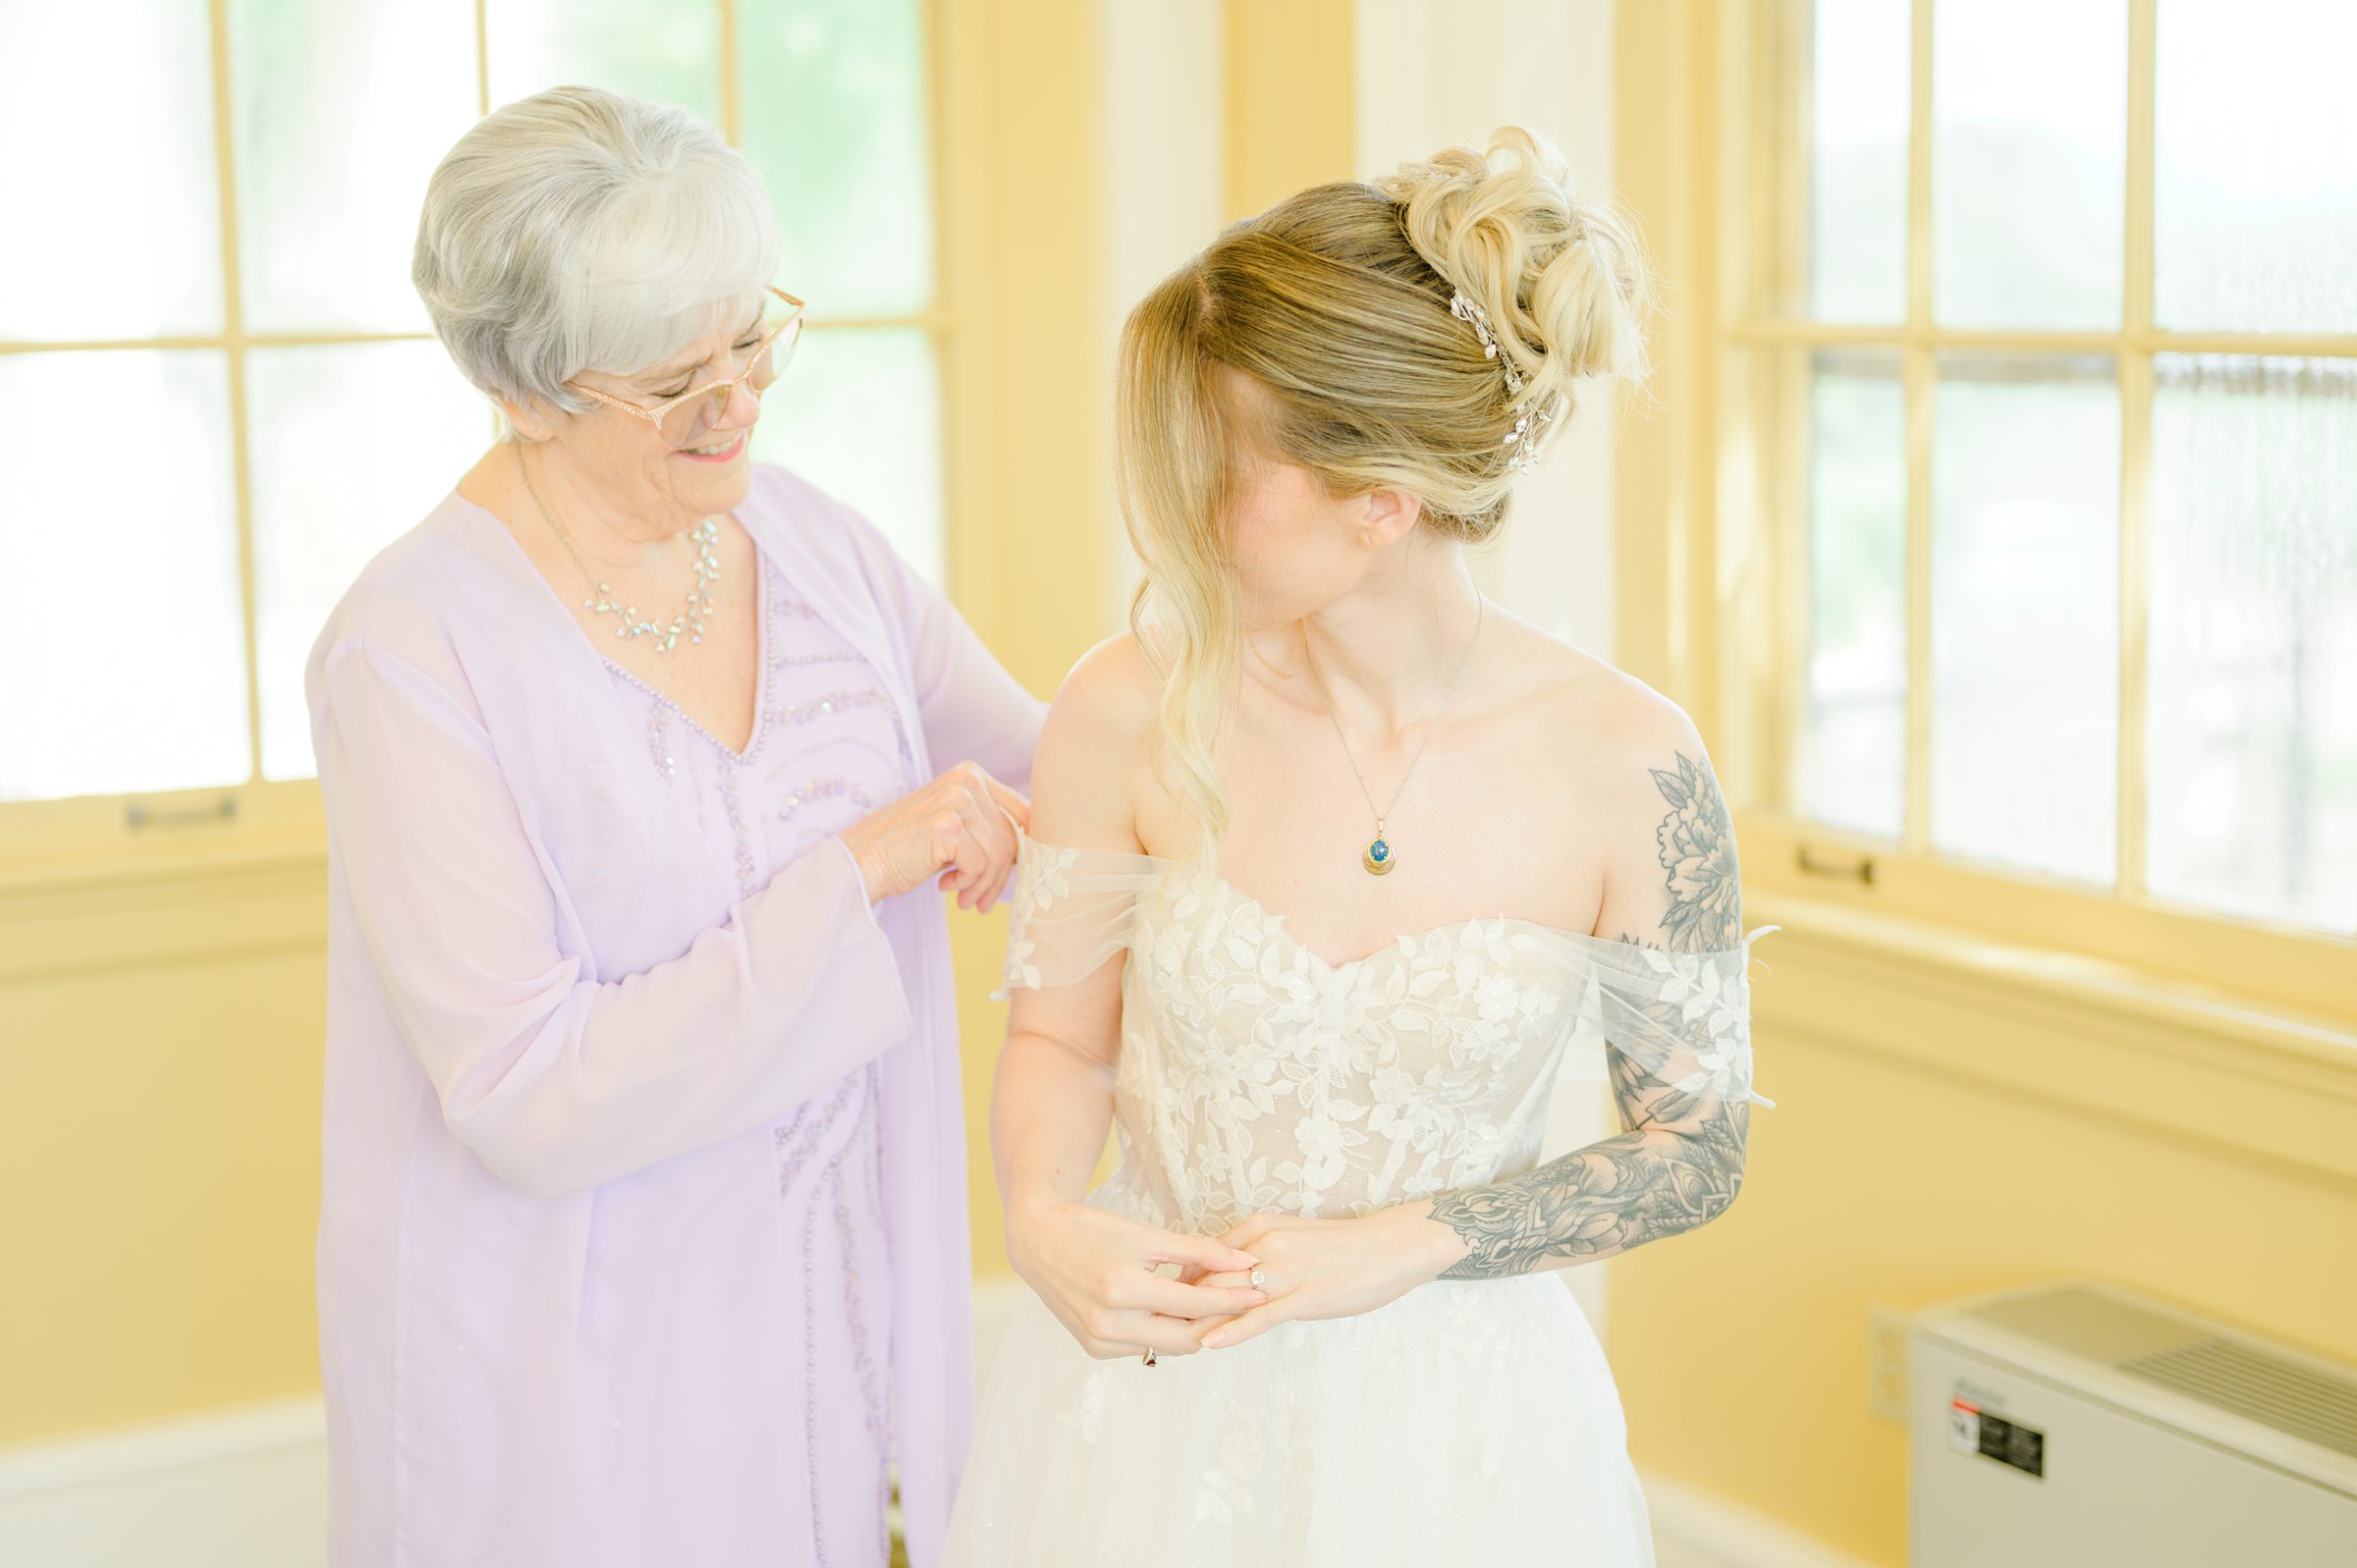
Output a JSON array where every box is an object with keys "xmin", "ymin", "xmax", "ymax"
[{"xmin": 314, "ymin": 634, "xmax": 914, "ymax": 1200}]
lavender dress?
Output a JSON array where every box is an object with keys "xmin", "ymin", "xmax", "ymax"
[
  {"xmin": 605, "ymin": 550, "xmax": 914, "ymax": 1568},
  {"xmin": 306, "ymin": 462, "xmax": 1044, "ymax": 1568}
]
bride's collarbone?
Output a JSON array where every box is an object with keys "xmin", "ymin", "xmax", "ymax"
[
  {"xmin": 1133, "ymin": 789, "xmax": 1608, "ymax": 953},
  {"xmin": 1201, "ymin": 834, "xmax": 1606, "ymax": 961}
]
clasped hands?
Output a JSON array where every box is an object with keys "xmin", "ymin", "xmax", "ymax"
[{"xmin": 1009, "ymin": 1196, "xmax": 1470, "ymax": 1361}]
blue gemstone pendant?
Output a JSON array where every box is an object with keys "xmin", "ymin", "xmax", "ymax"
[{"xmin": 1362, "ymin": 833, "xmax": 1396, "ymax": 877}]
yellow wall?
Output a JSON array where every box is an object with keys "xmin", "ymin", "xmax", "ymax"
[
  {"xmin": 936, "ymin": 0, "xmax": 1114, "ymax": 1286},
  {"xmin": 1223, "ymin": 0, "xmax": 1358, "ymax": 221},
  {"xmin": 0, "ymin": 891, "xmax": 327, "ymax": 1443}
]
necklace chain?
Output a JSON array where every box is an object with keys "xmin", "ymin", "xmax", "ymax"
[
  {"xmin": 514, "ymin": 441, "xmax": 721, "ymax": 655},
  {"xmin": 1297, "ymin": 592, "xmax": 1486, "ymax": 875}
]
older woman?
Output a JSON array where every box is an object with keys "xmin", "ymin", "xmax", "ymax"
[{"xmin": 305, "ymin": 87, "xmax": 1042, "ymax": 1568}]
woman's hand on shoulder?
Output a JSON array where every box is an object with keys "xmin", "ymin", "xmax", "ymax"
[{"xmin": 835, "ymin": 632, "xmax": 1169, "ymax": 909}]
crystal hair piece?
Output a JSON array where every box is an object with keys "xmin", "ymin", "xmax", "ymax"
[{"xmin": 1450, "ymin": 290, "xmax": 1555, "ymax": 474}]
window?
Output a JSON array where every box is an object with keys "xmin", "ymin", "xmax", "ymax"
[
  {"xmin": 0, "ymin": 0, "xmax": 941, "ymax": 811},
  {"xmin": 1727, "ymin": 0, "xmax": 2355, "ymax": 989}
]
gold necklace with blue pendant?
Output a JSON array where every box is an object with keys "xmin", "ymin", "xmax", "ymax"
[{"xmin": 1299, "ymin": 594, "xmax": 1486, "ymax": 877}]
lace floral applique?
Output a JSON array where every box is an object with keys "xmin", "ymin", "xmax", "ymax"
[
  {"xmin": 1193, "ymin": 1385, "xmax": 1268, "ymax": 1525},
  {"xmin": 1004, "ymin": 840, "xmax": 1768, "ymax": 1232},
  {"xmin": 1059, "ymin": 1364, "xmax": 1111, "ymax": 1446},
  {"xmin": 1638, "ymin": 946, "xmax": 1757, "ymax": 1099},
  {"xmin": 1003, "ymin": 842, "xmax": 1080, "ymax": 991},
  {"xmin": 1128, "ymin": 877, "xmax": 1575, "ymax": 1226}
]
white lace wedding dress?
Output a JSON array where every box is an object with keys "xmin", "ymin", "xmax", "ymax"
[{"xmin": 942, "ymin": 834, "xmax": 1772, "ymax": 1566}]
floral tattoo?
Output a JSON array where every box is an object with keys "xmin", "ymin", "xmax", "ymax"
[{"xmin": 1429, "ymin": 750, "xmax": 1748, "ymax": 1280}]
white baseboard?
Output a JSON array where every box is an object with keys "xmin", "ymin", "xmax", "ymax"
[
  {"xmin": 0, "ymin": 1307, "xmax": 1870, "ymax": 1568},
  {"xmin": 1643, "ymin": 1471, "xmax": 1886, "ymax": 1568},
  {"xmin": 0, "ymin": 1398, "xmax": 328, "ymax": 1568}
]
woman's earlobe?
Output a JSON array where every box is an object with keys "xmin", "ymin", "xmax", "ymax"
[
  {"xmin": 500, "ymin": 397, "xmax": 558, "ymax": 444},
  {"xmin": 1360, "ymin": 487, "xmax": 1423, "ymax": 547}
]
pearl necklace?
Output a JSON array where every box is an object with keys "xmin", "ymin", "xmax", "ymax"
[{"xmin": 514, "ymin": 442, "xmax": 720, "ymax": 654}]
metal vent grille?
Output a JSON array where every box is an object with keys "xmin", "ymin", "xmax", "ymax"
[{"xmin": 2118, "ymin": 1337, "xmax": 2357, "ymax": 1461}]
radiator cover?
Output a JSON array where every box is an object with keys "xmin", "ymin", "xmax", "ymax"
[{"xmin": 1909, "ymin": 1280, "xmax": 2357, "ymax": 1567}]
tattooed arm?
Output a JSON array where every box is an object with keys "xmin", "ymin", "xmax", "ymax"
[{"xmin": 1425, "ymin": 730, "xmax": 1751, "ymax": 1280}]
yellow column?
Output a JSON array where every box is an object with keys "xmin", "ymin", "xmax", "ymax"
[
  {"xmin": 938, "ymin": 0, "xmax": 1115, "ymax": 1278},
  {"xmin": 1223, "ymin": 0, "xmax": 1358, "ymax": 221}
]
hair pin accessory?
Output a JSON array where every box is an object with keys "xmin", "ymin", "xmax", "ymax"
[{"xmin": 1450, "ymin": 290, "xmax": 1551, "ymax": 473}]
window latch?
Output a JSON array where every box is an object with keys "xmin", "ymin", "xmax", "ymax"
[
  {"xmin": 125, "ymin": 793, "xmax": 239, "ymax": 831},
  {"xmin": 1796, "ymin": 843, "xmax": 1875, "ymax": 886}
]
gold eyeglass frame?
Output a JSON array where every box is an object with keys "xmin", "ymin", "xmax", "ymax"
[{"xmin": 562, "ymin": 286, "xmax": 805, "ymax": 441}]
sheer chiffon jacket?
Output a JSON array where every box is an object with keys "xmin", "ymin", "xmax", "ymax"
[{"xmin": 305, "ymin": 463, "xmax": 1043, "ymax": 1568}]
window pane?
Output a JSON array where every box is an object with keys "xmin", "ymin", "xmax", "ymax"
[
  {"xmin": 2155, "ymin": 1, "xmax": 2357, "ymax": 333},
  {"xmin": 0, "ymin": 2, "xmax": 222, "ymax": 340},
  {"xmin": 750, "ymin": 329, "xmax": 943, "ymax": 586},
  {"xmin": 1806, "ymin": 0, "xmax": 1909, "ymax": 322},
  {"xmin": 740, "ymin": 0, "xmax": 933, "ymax": 318},
  {"xmin": 1932, "ymin": 356, "xmax": 2119, "ymax": 885},
  {"xmin": 0, "ymin": 352, "xmax": 247, "ymax": 800},
  {"xmin": 2147, "ymin": 356, "xmax": 2357, "ymax": 933},
  {"xmin": 1800, "ymin": 351, "xmax": 1907, "ymax": 837},
  {"xmin": 229, "ymin": 0, "xmax": 480, "ymax": 334},
  {"xmin": 1933, "ymin": 0, "xmax": 2125, "ymax": 329},
  {"xmin": 250, "ymin": 344, "xmax": 492, "ymax": 780},
  {"xmin": 485, "ymin": 0, "xmax": 720, "ymax": 120}
]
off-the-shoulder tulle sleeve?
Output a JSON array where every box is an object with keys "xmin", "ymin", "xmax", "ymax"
[
  {"xmin": 1557, "ymin": 925, "xmax": 1780, "ymax": 1111},
  {"xmin": 991, "ymin": 833, "xmax": 1170, "ymax": 999}
]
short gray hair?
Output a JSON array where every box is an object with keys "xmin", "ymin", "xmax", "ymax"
[{"xmin": 413, "ymin": 85, "xmax": 780, "ymax": 416}]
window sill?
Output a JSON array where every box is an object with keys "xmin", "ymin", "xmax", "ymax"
[
  {"xmin": 1734, "ymin": 813, "xmax": 2356, "ymax": 1024},
  {"xmin": 0, "ymin": 787, "xmax": 327, "ymax": 986},
  {"xmin": 1746, "ymin": 891, "xmax": 2357, "ymax": 1192}
]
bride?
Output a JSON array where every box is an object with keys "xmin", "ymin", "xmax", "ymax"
[{"xmin": 943, "ymin": 128, "xmax": 1772, "ymax": 1565}]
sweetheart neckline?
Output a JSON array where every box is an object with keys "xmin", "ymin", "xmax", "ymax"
[
  {"xmin": 1014, "ymin": 832, "xmax": 1768, "ymax": 974},
  {"xmin": 1178, "ymin": 860, "xmax": 1625, "ymax": 976}
]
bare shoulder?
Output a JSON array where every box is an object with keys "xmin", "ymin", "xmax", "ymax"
[
  {"xmin": 1487, "ymin": 613, "xmax": 1704, "ymax": 770},
  {"xmin": 1042, "ymin": 631, "xmax": 1162, "ymax": 772},
  {"xmin": 1027, "ymin": 631, "xmax": 1164, "ymax": 852},
  {"xmin": 1052, "ymin": 630, "xmax": 1160, "ymax": 723},
  {"xmin": 1492, "ymin": 616, "xmax": 1739, "ymax": 952}
]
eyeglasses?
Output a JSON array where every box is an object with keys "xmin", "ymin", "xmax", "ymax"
[{"xmin": 564, "ymin": 286, "xmax": 804, "ymax": 443}]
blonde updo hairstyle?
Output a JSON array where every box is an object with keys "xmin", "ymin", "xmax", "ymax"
[{"xmin": 1116, "ymin": 126, "xmax": 1655, "ymax": 846}]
